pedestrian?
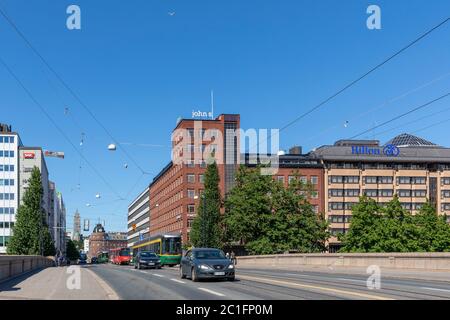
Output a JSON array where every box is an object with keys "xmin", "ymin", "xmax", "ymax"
[
  {"xmin": 231, "ymin": 251, "xmax": 236, "ymax": 265},
  {"xmin": 226, "ymin": 252, "xmax": 230, "ymax": 259}
]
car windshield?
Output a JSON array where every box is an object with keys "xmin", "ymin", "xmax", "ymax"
[
  {"xmin": 140, "ymin": 252, "xmax": 157, "ymax": 258},
  {"xmin": 120, "ymin": 249, "xmax": 130, "ymax": 256},
  {"xmin": 193, "ymin": 250, "xmax": 226, "ymax": 260}
]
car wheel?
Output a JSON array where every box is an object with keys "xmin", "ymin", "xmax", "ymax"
[
  {"xmin": 228, "ymin": 276, "xmax": 235, "ymax": 282},
  {"xmin": 191, "ymin": 267, "xmax": 198, "ymax": 282},
  {"xmin": 180, "ymin": 267, "xmax": 186, "ymax": 279},
  {"xmin": 134, "ymin": 264, "xmax": 137, "ymax": 269}
]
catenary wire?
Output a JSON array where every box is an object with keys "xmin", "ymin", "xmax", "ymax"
[
  {"xmin": 347, "ymin": 92, "xmax": 450, "ymax": 139},
  {"xmin": 0, "ymin": 5, "xmax": 152, "ymax": 176}
]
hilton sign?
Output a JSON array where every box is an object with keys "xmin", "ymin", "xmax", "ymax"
[{"xmin": 351, "ymin": 144, "xmax": 400, "ymax": 157}]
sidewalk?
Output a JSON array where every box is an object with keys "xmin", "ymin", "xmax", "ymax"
[
  {"xmin": 237, "ymin": 264, "xmax": 450, "ymax": 283},
  {"xmin": 0, "ymin": 265, "xmax": 118, "ymax": 300}
]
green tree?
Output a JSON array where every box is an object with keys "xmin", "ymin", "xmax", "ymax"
[
  {"xmin": 66, "ymin": 239, "xmax": 80, "ymax": 260},
  {"xmin": 414, "ymin": 202, "xmax": 450, "ymax": 252},
  {"xmin": 8, "ymin": 167, "xmax": 55, "ymax": 255},
  {"xmin": 224, "ymin": 166, "xmax": 328, "ymax": 255},
  {"xmin": 190, "ymin": 161, "xmax": 222, "ymax": 248},
  {"xmin": 339, "ymin": 196, "xmax": 382, "ymax": 252}
]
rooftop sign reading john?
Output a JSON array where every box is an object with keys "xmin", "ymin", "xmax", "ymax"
[{"xmin": 351, "ymin": 144, "xmax": 400, "ymax": 157}]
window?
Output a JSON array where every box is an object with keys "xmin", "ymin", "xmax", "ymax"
[
  {"xmin": 0, "ymin": 194, "xmax": 14, "ymax": 200},
  {"xmin": 412, "ymin": 190, "xmax": 426, "ymax": 197},
  {"xmin": 288, "ymin": 176, "xmax": 296, "ymax": 184},
  {"xmin": 442, "ymin": 178, "xmax": 450, "ymax": 185},
  {"xmin": 380, "ymin": 189, "xmax": 393, "ymax": 197},
  {"xmin": 199, "ymin": 174, "xmax": 205, "ymax": 183},
  {"xmin": 187, "ymin": 205, "xmax": 195, "ymax": 214},
  {"xmin": 379, "ymin": 176, "xmax": 393, "ymax": 184},
  {"xmin": 0, "ymin": 179, "xmax": 14, "ymax": 186},
  {"xmin": 187, "ymin": 174, "xmax": 195, "ymax": 183},
  {"xmin": 442, "ymin": 191, "xmax": 450, "ymax": 198},
  {"xmin": 330, "ymin": 176, "xmax": 343, "ymax": 183},
  {"xmin": 187, "ymin": 189, "xmax": 195, "ymax": 199},
  {"xmin": 365, "ymin": 176, "xmax": 377, "ymax": 184},
  {"xmin": 399, "ymin": 190, "xmax": 411, "ymax": 197},
  {"xmin": 310, "ymin": 191, "xmax": 318, "ymax": 199},
  {"xmin": 313, "ymin": 205, "xmax": 319, "ymax": 213},
  {"xmin": 300, "ymin": 176, "xmax": 307, "ymax": 184},
  {"xmin": 398, "ymin": 177, "xmax": 411, "ymax": 184},
  {"xmin": 276, "ymin": 176, "xmax": 285, "ymax": 184},
  {"xmin": 442, "ymin": 203, "xmax": 450, "ymax": 211},
  {"xmin": 413, "ymin": 177, "xmax": 426, "ymax": 184},
  {"xmin": 364, "ymin": 189, "xmax": 378, "ymax": 197},
  {"xmin": 187, "ymin": 219, "xmax": 194, "ymax": 228},
  {"xmin": 311, "ymin": 176, "xmax": 318, "ymax": 185}
]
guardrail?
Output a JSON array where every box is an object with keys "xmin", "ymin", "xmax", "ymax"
[
  {"xmin": 236, "ymin": 252, "xmax": 450, "ymax": 271},
  {"xmin": 0, "ymin": 255, "xmax": 54, "ymax": 283}
]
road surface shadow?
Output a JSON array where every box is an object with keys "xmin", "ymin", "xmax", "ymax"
[{"xmin": 0, "ymin": 267, "xmax": 48, "ymax": 293}]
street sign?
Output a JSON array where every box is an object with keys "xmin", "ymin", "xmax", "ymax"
[{"xmin": 44, "ymin": 150, "xmax": 65, "ymax": 159}]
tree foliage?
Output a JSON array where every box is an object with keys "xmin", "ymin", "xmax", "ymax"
[
  {"xmin": 66, "ymin": 239, "xmax": 80, "ymax": 260},
  {"xmin": 223, "ymin": 166, "xmax": 329, "ymax": 255},
  {"xmin": 7, "ymin": 167, "xmax": 56, "ymax": 256},
  {"xmin": 190, "ymin": 161, "xmax": 222, "ymax": 248},
  {"xmin": 340, "ymin": 196, "xmax": 450, "ymax": 252}
]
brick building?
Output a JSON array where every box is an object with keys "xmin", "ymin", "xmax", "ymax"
[
  {"xmin": 88, "ymin": 223, "xmax": 127, "ymax": 258},
  {"xmin": 149, "ymin": 114, "xmax": 240, "ymax": 243}
]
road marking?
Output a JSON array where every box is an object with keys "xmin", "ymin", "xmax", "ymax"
[
  {"xmin": 170, "ymin": 278, "xmax": 186, "ymax": 284},
  {"xmin": 336, "ymin": 278, "xmax": 367, "ymax": 283},
  {"xmin": 421, "ymin": 287, "xmax": 450, "ymax": 293},
  {"xmin": 198, "ymin": 287, "xmax": 226, "ymax": 297},
  {"xmin": 238, "ymin": 274, "xmax": 393, "ymax": 300},
  {"xmin": 153, "ymin": 274, "xmax": 165, "ymax": 278},
  {"xmin": 85, "ymin": 268, "xmax": 120, "ymax": 300}
]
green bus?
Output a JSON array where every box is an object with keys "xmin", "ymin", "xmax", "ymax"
[
  {"xmin": 97, "ymin": 251, "xmax": 109, "ymax": 264},
  {"xmin": 132, "ymin": 234, "xmax": 182, "ymax": 266}
]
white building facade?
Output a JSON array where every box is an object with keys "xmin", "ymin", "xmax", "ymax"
[{"xmin": 0, "ymin": 124, "xmax": 20, "ymax": 254}]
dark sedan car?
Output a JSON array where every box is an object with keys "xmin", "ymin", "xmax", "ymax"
[
  {"xmin": 134, "ymin": 251, "xmax": 161, "ymax": 269},
  {"xmin": 180, "ymin": 248, "xmax": 235, "ymax": 282}
]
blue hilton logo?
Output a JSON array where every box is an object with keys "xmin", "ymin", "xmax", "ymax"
[{"xmin": 351, "ymin": 144, "xmax": 400, "ymax": 157}]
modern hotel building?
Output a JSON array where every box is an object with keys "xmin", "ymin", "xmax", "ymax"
[{"xmin": 311, "ymin": 133, "xmax": 450, "ymax": 252}]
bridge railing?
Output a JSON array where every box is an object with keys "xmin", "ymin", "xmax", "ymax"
[
  {"xmin": 0, "ymin": 256, "xmax": 55, "ymax": 283},
  {"xmin": 236, "ymin": 252, "xmax": 450, "ymax": 271}
]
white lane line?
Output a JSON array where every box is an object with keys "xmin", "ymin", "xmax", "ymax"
[
  {"xmin": 170, "ymin": 278, "xmax": 186, "ymax": 284},
  {"xmin": 198, "ymin": 287, "xmax": 226, "ymax": 297},
  {"xmin": 421, "ymin": 287, "xmax": 450, "ymax": 293},
  {"xmin": 336, "ymin": 278, "xmax": 366, "ymax": 283},
  {"xmin": 153, "ymin": 274, "xmax": 165, "ymax": 278}
]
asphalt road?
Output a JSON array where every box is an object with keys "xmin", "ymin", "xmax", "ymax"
[{"xmin": 90, "ymin": 263, "xmax": 450, "ymax": 300}]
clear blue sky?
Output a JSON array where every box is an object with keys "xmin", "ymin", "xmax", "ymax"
[{"xmin": 1, "ymin": 0, "xmax": 449, "ymax": 233}]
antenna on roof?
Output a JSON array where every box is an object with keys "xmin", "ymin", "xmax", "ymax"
[{"xmin": 210, "ymin": 90, "xmax": 214, "ymax": 119}]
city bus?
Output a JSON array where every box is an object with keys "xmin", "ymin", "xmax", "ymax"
[
  {"xmin": 132, "ymin": 234, "xmax": 182, "ymax": 266},
  {"xmin": 97, "ymin": 251, "xmax": 109, "ymax": 264},
  {"xmin": 109, "ymin": 247, "xmax": 132, "ymax": 265}
]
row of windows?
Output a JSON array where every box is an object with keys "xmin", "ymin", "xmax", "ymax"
[
  {"xmin": 0, "ymin": 193, "xmax": 15, "ymax": 200},
  {"xmin": 329, "ymin": 228, "xmax": 348, "ymax": 236},
  {"xmin": 329, "ymin": 202, "xmax": 357, "ymax": 210},
  {"xmin": 328, "ymin": 162, "xmax": 441, "ymax": 170},
  {"xmin": 329, "ymin": 176, "xmax": 430, "ymax": 185},
  {"xmin": 328, "ymin": 215, "xmax": 352, "ymax": 223},
  {"xmin": 0, "ymin": 165, "xmax": 14, "ymax": 172},
  {"xmin": 0, "ymin": 150, "xmax": 14, "ymax": 157},
  {"xmin": 0, "ymin": 207, "xmax": 15, "ymax": 214},
  {"xmin": 364, "ymin": 189, "xmax": 395, "ymax": 197},
  {"xmin": 364, "ymin": 176, "xmax": 393, "ymax": 184},
  {"xmin": 0, "ymin": 136, "xmax": 15, "ymax": 143},
  {"xmin": 397, "ymin": 190, "xmax": 427, "ymax": 197},
  {"xmin": 329, "ymin": 189, "xmax": 360, "ymax": 197},
  {"xmin": 187, "ymin": 174, "xmax": 205, "ymax": 184},
  {"xmin": 401, "ymin": 203, "xmax": 426, "ymax": 210},
  {"xmin": 329, "ymin": 176, "xmax": 360, "ymax": 184},
  {"xmin": 0, "ymin": 222, "xmax": 14, "ymax": 228},
  {"xmin": 0, "ymin": 236, "xmax": 10, "ymax": 247},
  {"xmin": 0, "ymin": 179, "xmax": 14, "ymax": 186}
]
